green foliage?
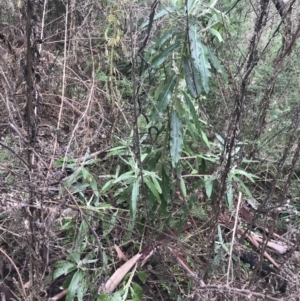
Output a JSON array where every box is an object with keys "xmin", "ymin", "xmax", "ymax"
[
  {"xmin": 143, "ymin": 0, "xmax": 225, "ymax": 175},
  {"xmin": 55, "ymin": 154, "xmax": 100, "ymax": 206},
  {"xmin": 4, "ymin": 0, "xmax": 300, "ymax": 300},
  {"xmin": 170, "ymin": 111, "xmax": 183, "ymax": 167},
  {"xmin": 128, "ymin": 0, "xmax": 226, "ymax": 219},
  {"xmin": 50, "ymin": 247, "xmax": 99, "ymax": 301},
  {"xmin": 92, "ymin": 4, "xmax": 229, "ymax": 297},
  {"xmin": 100, "ymin": 143, "xmax": 163, "ymax": 222}
]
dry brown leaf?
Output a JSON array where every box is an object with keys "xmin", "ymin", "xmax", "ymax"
[
  {"xmin": 101, "ymin": 253, "xmax": 142, "ymax": 293},
  {"xmin": 251, "ymin": 233, "xmax": 288, "ymax": 254},
  {"xmin": 114, "ymin": 244, "xmax": 128, "ymax": 261},
  {"xmin": 245, "ymin": 234, "xmax": 279, "ymax": 268},
  {"xmin": 167, "ymin": 247, "xmax": 197, "ymax": 278}
]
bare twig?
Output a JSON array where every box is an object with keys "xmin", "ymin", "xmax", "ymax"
[{"xmin": 227, "ymin": 191, "xmax": 242, "ymax": 285}]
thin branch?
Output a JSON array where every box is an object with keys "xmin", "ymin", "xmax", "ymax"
[
  {"xmin": 227, "ymin": 191, "xmax": 242, "ymax": 285},
  {"xmin": 0, "ymin": 141, "xmax": 29, "ymax": 168},
  {"xmin": 46, "ymin": 0, "xmax": 69, "ymax": 179}
]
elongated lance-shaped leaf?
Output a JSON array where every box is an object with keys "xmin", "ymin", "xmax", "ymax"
[
  {"xmin": 208, "ymin": 28, "xmax": 223, "ymax": 43},
  {"xmin": 180, "ymin": 177, "xmax": 187, "ymax": 197},
  {"xmin": 66, "ymin": 270, "xmax": 84, "ymax": 301},
  {"xmin": 162, "ymin": 164, "xmax": 171, "ymax": 201},
  {"xmin": 140, "ymin": 7, "xmax": 176, "ymax": 28},
  {"xmin": 154, "ymin": 29, "xmax": 174, "ymax": 49},
  {"xmin": 151, "ymin": 76, "xmax": 177, "ymax": 122},
  {"xmin": 187, "ymin": 0, "xmax": 197, "ymax": 13},
  {"xmin": 151, "ymin": 43, "xmax": 179, "ymax": 69},
  {"xmin": 204, "ymin": 176, "xmax": 214, "ymax": 198},
  {"xmin": 144, "ymin": 178, "xmax": 161, "ymax": 203},
  {"xmin": 53, "ymin": 261, "xmax": 77, "ymax": 279},
  {"xmin": 206, "ymin": 47, "xmax": 223, "ymax": 73},
  {"xmin": 142, "ymin": 30, "xmax": 175, "ymax": 78},
  {"xmin": 183, "ymin": 55, "xmax": 201, "ymax": 98},
  {"xmin": 170, "ymin": 111, "xmax": 183, "ymax": 167},
  {"xmin": 104, "ymin": 253, "xmax": 142, "ymax": 293},
  {"xmin": 130, "ymin": 181, "xmax": 139, "ymax": 218},
  {"xmin": 189, "ymin": 24, "xmax": 211, "ymax": 93},
  {"xmin": 183, "ymin": 91, "xmax": 201, "ymax": 132}
]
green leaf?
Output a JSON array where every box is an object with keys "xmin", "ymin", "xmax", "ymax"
[
  {"xmin": 0, "ymin": 211, "xmax": 10, "ymax": 220},
  {"xmin": 69, "ymin": 183, "xmax": 90, "ymax": 194},
  {"xmin": 233, "ymin": 176, "xmax": 254, "ymax": 198},
  {"xmin": 187, "ymin": 195, "xmax": 196, "ymax": 210},
  {"xmin": 188, "ymin": 178, "xmax": 204, "ymax": 194},
  {"xmin": 207, "ymin": 48, "xmax": 223, "ymax": 73},
  {"xmin": 69, "ymin": 252, "xmax": 81, "ymax": 264},
  {"xmin": 131, "ymin": 282, "xmax": 143, "ymax": 301},
  {"xmin": 53, "ymin": 261, "xmax": 77, "ymax": 279},
  {"xmin": 186, "ymin": 120, "xmax": 196, "ymax": 140},
  {"xmin": 208, "ymin": 28, "xmax": 223, "ymax": 42},
  {"xmin": 174, "ymin": 97, "xmax": 185, "ymax": 117},
  {"xmin": 146, "ymin": 185, "xmax": 157, "ymax": 211},
  {"xmin": 102, "ymin": 250, "xmax": 108, "ymax": 267},
  {"xmin": 62, "ymin": 273, "xmax": 73, "ymax": 290},
  {"xmin": 217, "ymin": 224, "xmax": 224, "ymax": 244},
  {"xmin": 153, "ymin": 81, "xmax": 165, "ymax": 101},
  {"xmin": 189, "ymin": 24, "xmax": 211, "ymax": 93},
  {"xmin": 232, "ymin": 169, "xmax": 258, "ymax": 182},
  {"xmin": 178, "ymin": 206, "xmax": 188, "ymax": 233},
  {"xmin": 81, "ymin": 168, "xmax": 91, "ymax": 180},
  {"xmin": 96, "ymin": 203, "xmax": 113, "ymax": 209},
  {"xmin": 77, "ymin": 276, "xmax": 87, "ymax": 301},
  {"xmin": 170, "ymin": 111, "xmax": 183, "ymax": 167},
  {"xmin": 180, "ymin": 177, "xmax": 187, "ymax": 197},
  {"xmin": 55, "ymin": 158, "xmax": 77, "ymax": 168},
  {"xmin": 161, "ymin": 164, "xmax": 171, "ymax": 207},
  {"xmin": 226, "ymin": 172, "xmax": 234, "ymax": 211},
  {"xmin": 116, "ymin": 185, "xmax": 132, "ymax": 204},
  {"xmin": 90, "ymin": 177, "xmax": 99, "ymax": 198},
  {"xmin": 137, "ymin": 271, "xmax": 148, "ymax": 284},
  {"xmin": 61, "ymin": 218, "xmax": 75, "ymax": 230},
  {"xmin": 152, "ymin": 76, "xmax": 177, "ymax": 122},
  {"xmin": 207, "ymin": 13, "xmax": 219, "ymax": 27},
  {"xmin": 66, "ymin": 270, "xmax": 84, "ymax": 301},
  {"xmin": 183, "ymin": 92, "xmax": 201, "ymax": 132},
  {"xmin": 200, "ymin": 129, "xmax": 210, "ymax": 147},
  {"xmin": 154, "ymin": 29, "xmax": 174, "ymax": 49},
  {"xmin": 98, "ymin": 291, "xmax": 123, "ymax": 301},
  {"xmin": 187, "ymin": 0, "xmax": 197, "ymax": 13},
  {"xmin": 75, "ymin": 220, "xmax": 88, "ymax": 251},
  {"xmin": 227, "ymin": 182, "xmax": 233, "ymax": 211},
  {"xmin": 103, "ymin": 210, "xmax": 119, "ymax": 236},
  {"xmin": 144, "ymin": 178, "xmax": 161, "ymax": 203},
  {"xmin": 151, "ymin": 43, "xmax": 179, "ymax": 69},
  {"xmin": 82, "ymin": 158, "xmax": 99, "ymax": 166},
  {"xmin": 150, "ymin": 174, "xmax": 162, "ymax": 194},
  {"xmin": 183, "ymin": 56, "xmax": 201, "ymax": 98},
  {"xmin": 157, "ymin": 76, "xmax": 177, "ymax": 110},
  {"xmin": 141, "ymin": 153, "xmax": 148, "ymax": 162},
  {"xmin": 113, "ymin": 171, "xmax": 135, "ymax": 184},
  {"xmin": 98, "ymin": 293, "xmax": 112, "ymax": 301},
  {"xmin": 204, "ymin": 176, "xmax": 213, "ymax": 198},
  {"xmin": 64, "ymin": 171, "xmax": 78, "ymax": 187},
  {"xmin": 101, "ymin": 180, "xmax": 114, "ymax": 193},
  {"xmin": 131, "ymin": 181, "xmax": 139, "ymax": 217},
  {"xmin": 108, "ymin": 146, "xmax": 127, "ymax": 156},
  {"xmin": 140, "ymin": 7, "xmax": 176, "ymax": 28}
]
